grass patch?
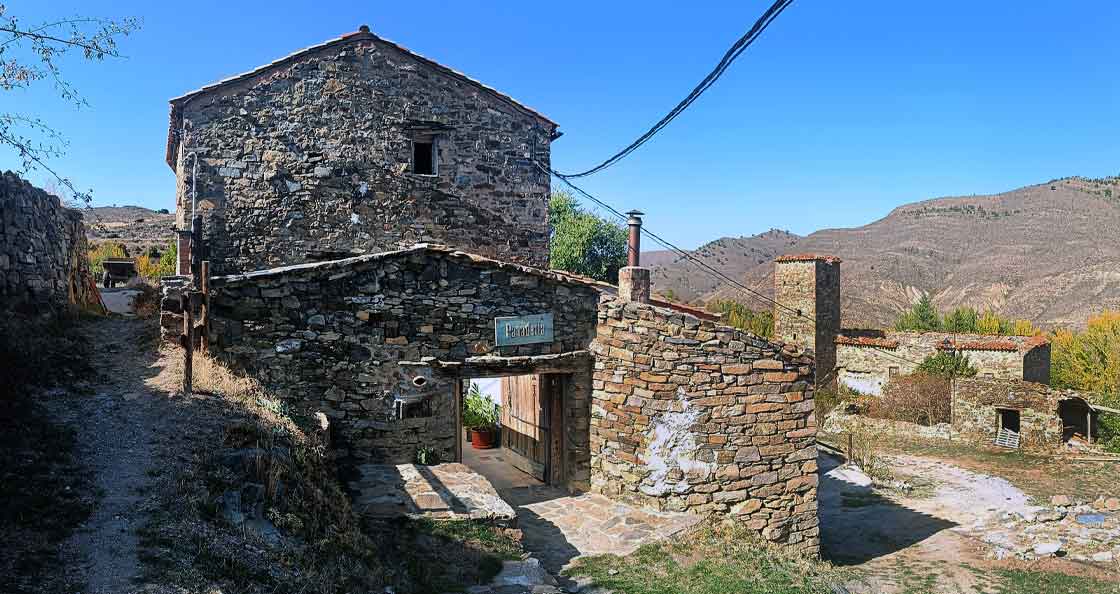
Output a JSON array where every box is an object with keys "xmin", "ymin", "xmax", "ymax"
[
  {"xmin": 565, "ymin": 522, "xmax": 845, "ymax": 594},
  {"xmin": 995, "ymin": 569, "xmax": 1120, "ymax": 594}
]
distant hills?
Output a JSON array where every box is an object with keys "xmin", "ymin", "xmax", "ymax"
[
  {"xmin": 647, "ymin": 176, "xmax": 1120, "ymax": 329},
  {"xmin": 82, "ymin": 205, "xmax": 176, "ymax": 256}
]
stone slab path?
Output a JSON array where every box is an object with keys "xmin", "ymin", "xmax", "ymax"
[
  {"xmin": 501, "ymin": 485, "xmax": 702, "ymax": 573},
  {"xmin": 351, "ymin": 463, "xmax": 517, "ymax": 524}
]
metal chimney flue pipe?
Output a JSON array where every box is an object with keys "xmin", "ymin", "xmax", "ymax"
[{"xmin": 626, "ymin": 210, "xmax": 644, "ymax": 267}]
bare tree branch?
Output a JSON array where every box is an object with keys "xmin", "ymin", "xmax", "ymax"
[{"xmin": 0, "ymin": 4, "xmax": 140, "ymax": 204}]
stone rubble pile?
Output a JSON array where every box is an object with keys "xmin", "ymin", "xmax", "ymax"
[{"xmin": 978, "ymin": 495, "xmax": 1120, "ymax": 562}]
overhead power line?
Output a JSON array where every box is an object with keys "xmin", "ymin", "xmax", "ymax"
[
  {"xmin": 541, "ymin": 163, "xmax": 931, "ymax": 370},
  {"xmin": 553, "ymin": 0, "xmax": 794, "ymax": 179}
]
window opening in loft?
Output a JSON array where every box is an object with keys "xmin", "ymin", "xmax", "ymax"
[
  {"xmin": 888, "ymin": 366, "xmax": 899, "ymax": 378},
  {"xmin": 412, "ymin": 136, "xmax": 436, "ymax": 175}
]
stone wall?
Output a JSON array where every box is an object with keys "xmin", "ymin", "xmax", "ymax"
[
  {"xmin": 773, "ymin": 256, "xmax": 840, "ymax": 388},
  {"xmin": 951, "ymin": 378, "xmax": 1094, "ymax": 449},
  {"xmin": 837, "ymin": 332, "xmax": 1049, "ymax": 396},
  {"xmin": 169, "ymin": 30, "xmax": 555, "ymax": 276},
  {"xmin": 0, "ymin": 171, "xmax": 97, "ymax": 313},
  {"xmin": 591, "ymin": 299, "xmax": 819, "ymax": 554},
  {"xmin": 206, "ymin": 246, "xmax": 600, "ymax": 480}
]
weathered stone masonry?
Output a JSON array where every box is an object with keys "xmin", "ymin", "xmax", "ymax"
[
  {"xmin": 951, "ymin": 377, "xmax": 1097, "ymax": 450},
  {"xmin": 207, "ymin": 246, "xmax": 600, "ymax": 482},
  {"xmin": 591, "ymin": 299, "xmax": 819, "ymax": 553},
  {"xmin": 836, "ymin": 331, "xmax": 1051, "ymax": 395},
  {"xmin": 0, "ymin": 171, "xmax": 97, "ymax": 312},
  {"xmin": 166, "ymin": 27, "xmax": 558, "ymax": 276}
]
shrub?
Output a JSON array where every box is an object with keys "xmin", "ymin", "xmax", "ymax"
[
  {"xmin": 88, "ymin": 241, "xmax": 127, "ymax": 271},
  {"xmin": 463, "ymin": 383, "xmax": 498, "ymax": 429},
  {"xmin": 136, "ymin": 241, "xmax": 177, "ymax": 281},
  {"xmin": 868, "ymin": 372, "xmax": 951, "ymax": 426},
  {"xmin": 916, "ymin": 351, "xmax": 977, "ymax": 378},
  {"xmin": 705, "ymin": 299, "xmax": 774, "ymax": 338}
]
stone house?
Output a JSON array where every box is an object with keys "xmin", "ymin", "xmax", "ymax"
[
  {"xmin": 165, "ymin": 25, "xmax": 558, "ymax": 276},
  {"xmin": 204, "ymin": 249, "xmax": 820, "ymax": 554},
  {"xmin": 951, "ymin": 377, "xmax": 1100, "ymax": 449},
  {"xmin": 835, "ymin": 331, "xmax": 1051, "ymax": 396}
]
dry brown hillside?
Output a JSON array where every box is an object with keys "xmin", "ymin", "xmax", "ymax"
[
  {"xmin": 652, "ymin": 176, "xmax": 1120, "ymax": 329},
  {"xmin": 83, "ymin": 205, "xmax": 175, "ymax": 256}
]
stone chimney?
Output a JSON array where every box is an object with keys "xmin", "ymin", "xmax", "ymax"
[{"xmin": 618, "ymin": 210, "xmax": 650, "ymax": 303}]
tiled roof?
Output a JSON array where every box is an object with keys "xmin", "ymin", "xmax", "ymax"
[
  {"xmin": 775, "ymin": 253, "xmax": 842, "ymax": 264},
  {"xmin": 166, "ymin": 25, "xmax": 557, "ymax": 168},
  {"xmin": 835, "ymin": 335, "xmax": 899, "ymax": 349},
  {"xmin": 938, "ymin": 339, "xmax": 1020, "ymax": 352}
]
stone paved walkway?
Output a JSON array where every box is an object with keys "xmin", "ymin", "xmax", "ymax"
[
  {"xmin": 501, "ymin": 485, "xmax": 702, "ymax": 573},
  {"xmin": 351, "ymin": 463, "xmax": 517, "ymax": 524}
]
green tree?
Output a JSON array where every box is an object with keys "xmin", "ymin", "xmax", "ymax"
[
  {"xmin": 549, "ymin": 191, "xmax": 628, "ymax": 283},
  {"xmin": 942, "ymin": 307, "xmax": 979, "ymax": 333},
  {"xmin": 895, "ymin": 294, "xmax": 942, "ymax": 332},
  {"xmin": 916, "ymin": 351, "xmax": 977, "ymax": 378},
  {"xmin": 1052, "ymin": 311, "xmax": 1120, "ymax": 451}
]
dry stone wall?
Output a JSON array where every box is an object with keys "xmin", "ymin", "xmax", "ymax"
[
  {"xmin": 206, "ymin": 247, "xmax": 599, "ymax": 477},
  {"xmin": 0, "ymin": 171, "xmax": 97, "ymax": 312},
  {"xmin": 171, "ymin": 32, "xmax": 555, "ymax": 276},
  {"xmin": 591, "ymin": 300, "xmax": 819, "ymax": 554}
]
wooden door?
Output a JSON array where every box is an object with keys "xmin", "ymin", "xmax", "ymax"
[{"xmin": 501, "ymin": 375, "xmax": 550, "ymax": 482}]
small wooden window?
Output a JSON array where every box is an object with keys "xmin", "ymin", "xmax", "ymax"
[
  {"xmin": 412, "ymin": 136, "xmax": 436, "ymax": 175},
  {"xmin": 888, "ymin": 366, "xmax": 899, "ymax": 378}
]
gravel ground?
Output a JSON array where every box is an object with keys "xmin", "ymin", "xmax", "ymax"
[{"xmin": 45, "ymin": 318, "xmax": 188, "ymax": 593}]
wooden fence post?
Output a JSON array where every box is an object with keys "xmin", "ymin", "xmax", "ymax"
[
  {"xmin": 181, "ymin": 290, "xmax": 193, "ymax": 396},
  {"xmin": 200, "ymin": 260, "xmax": 210, "ymax": 354}
]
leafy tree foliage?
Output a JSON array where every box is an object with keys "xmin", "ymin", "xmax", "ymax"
[
  {"xmin": 894, "ymin": 294, "xmax": 942, "ymax": 332},
  {"xmin": 0, "ymin": 6, "xmax": 139, "ymax": 203},
  {"xmin": 549, "ymin": 191, "xmax": 628, "ymax": 283},
  {"xmin": 894, "ymin": 300, "xmax": 1038, "ymax": 336},
  {"xmin": 916, "ymin": 351, "xmax": 977, "ymax": 378},
  {"xmin": 1052, "ymin": 311, "xmax": 1120, "ymax": 451},
  {"xmin": 705, "ymin": 299, "xmax": 774, "ymax": 339}
]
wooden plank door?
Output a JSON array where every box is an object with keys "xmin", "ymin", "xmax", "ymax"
[{"xmin": 500, "ymin": 374, "xmax": 550, "ymax": 482}]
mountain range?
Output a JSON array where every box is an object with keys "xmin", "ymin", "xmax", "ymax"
[{"xmin": 647, "ymin": 176, "xmax": 1120, "ymax": 329}]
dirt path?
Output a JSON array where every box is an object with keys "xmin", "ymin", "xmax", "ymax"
[
  {"xmin": 823, "ymin": 452, "xmax": 1118, "ymax": 593},
  {"xmin": 46, "ymin": 317, "xmax": 183, "ymax": 593}
]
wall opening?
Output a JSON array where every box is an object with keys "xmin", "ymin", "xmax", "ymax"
[
  {"xmin": 459, "ymin": 373, "xmax": 566, "ymax": 489},
  {"xmin": 1058, "ymin": 398, "xmax": 1092, "ymax": 443},
  {"xmin": 998, "ymin": 408, "xmax": 1021, "ymax": 434},
  {"xmin": 411, "ymin": 136, "xmax": 436, "ymax": 175}
]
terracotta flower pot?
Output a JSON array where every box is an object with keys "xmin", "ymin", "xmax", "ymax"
[{"xmin": 471, "ymin": 427, "xmax": 496, "ymax": 449}]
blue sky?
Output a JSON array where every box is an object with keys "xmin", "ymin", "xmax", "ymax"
[{"xmin": 3, "ymin": 1, "xmax": 1118, "ymax": 248}]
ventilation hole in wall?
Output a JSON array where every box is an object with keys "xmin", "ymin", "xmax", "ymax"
[{"xmin": 412, "ymin": 376, "xmax": 429, "ymax": 388}]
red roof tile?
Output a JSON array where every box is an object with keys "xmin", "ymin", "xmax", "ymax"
[{"xmin": 836, "ymin": 335, "xmax": 899, "ymax": 348}]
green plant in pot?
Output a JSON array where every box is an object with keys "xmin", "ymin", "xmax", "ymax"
[{"xmin": 464, "ymin": 384, "xmax": 500, "ymax": 449}]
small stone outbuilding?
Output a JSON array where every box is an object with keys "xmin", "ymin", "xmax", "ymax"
[{"xmin": 951, "ymin": 377, "xmax": 1100, "ymax": 449}]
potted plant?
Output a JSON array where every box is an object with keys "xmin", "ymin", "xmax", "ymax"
[{"xmin": 464, "ymin": 386, "xmax": 500, "ymax": 450}]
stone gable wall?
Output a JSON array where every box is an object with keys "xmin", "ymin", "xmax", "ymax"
[
  {"xmin": 174, "ymin": 36, "xmax": 553, "ymax": 276},
  {"xmin": 837, "ymin": 332, "xmax": 1042, "ymax": 396},
  {"xmin": 951, "ymin": 378, "xmax": 1073, "ymax": 448},
  {"xmin": 591, "ymin": 300, "xmax": 819, "ymax": 554},
  {"xmin": 206, "ymin": 249, "xmax": 600, "ymax": 477},
  {"xmin": 0, "ymin": 171, "xmax": 97, "ymax": 312}
]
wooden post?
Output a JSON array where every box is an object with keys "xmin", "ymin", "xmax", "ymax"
[
  {"xmin": 200, "ymin": 260, "xmax": 210, "ymax": 354},
  {"xmin": 1087, "ymin": 411, "xmax": 1093, "ymax": 444},
  {"xmin": 181, "ymin": 291, "xmax": 193, "ymax": 396},
  {"xmin": 847, "ymin": 433, "xmax": 854, "ymax": 460}
]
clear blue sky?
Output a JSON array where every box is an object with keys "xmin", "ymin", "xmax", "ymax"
[{"xmin": 4, "ymin": 1, "xmax": 1118, "ymax": 249}]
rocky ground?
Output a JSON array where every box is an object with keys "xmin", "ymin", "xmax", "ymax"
[{"xmin": 823, "ymin": 452, "xmax": 1120, "ymax": 593}]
